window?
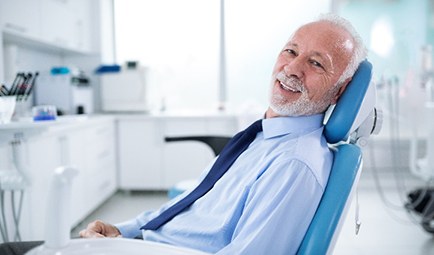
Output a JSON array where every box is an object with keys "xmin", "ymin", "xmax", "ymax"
[{"xmin": 114, "ymin": 0, "xmax": 330, "ymax": 112}]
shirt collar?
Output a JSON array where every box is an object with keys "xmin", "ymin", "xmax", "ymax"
[{"xmin": 262, "ymin": 114, "xmax": 325, "ymax": 139}]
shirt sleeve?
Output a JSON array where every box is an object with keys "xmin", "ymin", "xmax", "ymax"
[
  {"xmin": 115, "ymin": 211, "xmax": 154, "ymax": 238},
  {"xmin": 115, "ymin": 192, "xmax": 192, "ymax": 238},
  {"xmin": 216, "ymin": 158, "xmax": 325, "ymax": 255},
  {"xmin": 115, "ymin": 158, "xmax": 219, "ymax": 238}
]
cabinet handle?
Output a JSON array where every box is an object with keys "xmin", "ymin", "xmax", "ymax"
[{"xmin": 5, "ymin": 23, "xmax": 27, "ymax": 33}]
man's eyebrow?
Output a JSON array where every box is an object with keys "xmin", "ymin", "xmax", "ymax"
[{"xmin": 287, "ymin": 42, "xmax": 298, "ymax": 48}]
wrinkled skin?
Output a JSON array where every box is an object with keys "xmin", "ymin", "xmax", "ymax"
[{"xmin": 266, "ymin": 21, "xmax": 355, "ymax": 118}]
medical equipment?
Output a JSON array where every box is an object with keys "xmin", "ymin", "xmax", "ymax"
[
  {"xmin": 0, "ymin": 134, "xmax": 29, "ymax": 242},
  {"xmin": 410, "ymin": 45, "xmax": 434, "ymax": 181},
  {"xmin": 404, "ymin": 44, "xmax": 434, "ymax": 233},
  {"xmin": 99, "ymin": 66, "xmax": 150, "ymax": 113},
  {"xmin": 35, "ymin": 69, "xmax": 93, "ymax": 115}
]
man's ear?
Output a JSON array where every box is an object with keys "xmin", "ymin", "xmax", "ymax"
[{"xmin": 331, "ymin": 77, "xmax": 352, "ymax": 105}]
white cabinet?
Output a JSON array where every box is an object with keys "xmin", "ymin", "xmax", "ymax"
[
  {"xmin": 40, "ymin": 0, "xmax": 92, "ymax": 51},
  {"xmin": 62, "ymin": 119, "xmax": 117, "ymax": 226},
  {"xmin": 0, "ymin": 0, "xmax": 94, "ymax": 53},
  {"xmin": 117, "ymin": 118, "xmax": 163, "ymax": 190},
  {"xmin": 117, "ymin": 115, "xmax": 238, "ymax": 190},
  {"xmin": 0, "ymin": 117, "xmax": 117, "ymax": 241},
  {"xmin": 0, "ymin": 0, "xmax": 41, "ymax": 38},
  {"xmin": 69, "ymin": 0, "xmax": 92, "ymax": 51},
  {"xmin": 40, "ymin": 0, "xmax": 76, "ymax": 48},
  {"xmin": 82, "ymin": 121, "xmax": 117, "ymax": 215}
]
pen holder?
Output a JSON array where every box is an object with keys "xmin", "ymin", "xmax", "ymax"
[
  {"xmin": 14, "ymin": 98, "xmax": 33, "ymax": 120},
  {"xmin": 0, "ymin": 96, "xmax": 16, "ymax": 124}
]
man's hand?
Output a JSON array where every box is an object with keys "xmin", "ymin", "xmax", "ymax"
[{"xmin": 79, "ymin": 220, "xmax": 122, "ymax": 238}]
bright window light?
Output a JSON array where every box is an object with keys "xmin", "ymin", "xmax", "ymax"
[{"xmin": 370, "ymin": 17, "xmax": 395, "ymax": 58}]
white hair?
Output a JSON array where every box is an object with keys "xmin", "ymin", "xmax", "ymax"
[{"xmin": 317, "ymin": 13, "xmax": 367, "ymax": 86}]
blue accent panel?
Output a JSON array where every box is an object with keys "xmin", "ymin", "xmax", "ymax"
[
  {"xmin": 324, "ymin": 60, "xmax": 372, "ymax": 144},
  {"xmin": 297, "ymin": 144, "xmax": 362, "ymax": 255},
  {"xmin": 95, "ymin": 65, "xmax": 121, "ymax": 74},
  {"xmin": 50, "ymin": 67, "xmax": 70, "ymax": 75}
]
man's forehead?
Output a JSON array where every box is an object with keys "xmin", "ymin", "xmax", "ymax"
[{"xmin": 288, "ymin": 22, "xmax": 354, "ymax": 61}]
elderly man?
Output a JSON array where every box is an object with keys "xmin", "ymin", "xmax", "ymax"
[
  {"xmin": 0, "ymin": 13, "xmax": 366, "ymax": 255},
  {"xmin": 79, "ymin": 13, "xmax": 366, "ymax": 255}
]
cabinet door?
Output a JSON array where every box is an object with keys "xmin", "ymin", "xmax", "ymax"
[
  {"xmin": 62, "ymin": 121, "xmax": 117, "ymax": 225},
  {"xmin": 84, "ymin": 122, "xmax": 117, "ymax": 211},
  {"xmin": 118, "ymin": 119, "xmax": 163, "ymax": 189},
  {"xmin": 40, "ymin": 0, "xmax": 76, "ymax": 47},
  {"xmin": 68, "ymin": 0, "xmax": 92, "ymax": 51},
  {"xmin": 1, "ymin": 0, "xmax": 41, "ymax": 37}
]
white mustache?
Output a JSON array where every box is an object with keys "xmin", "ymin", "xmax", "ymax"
[{"xmin": 276, "ymin": 72, "xmax": 305, "ymax": 92}]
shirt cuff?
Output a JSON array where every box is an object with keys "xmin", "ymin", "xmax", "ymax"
[{"xmin": 115, "ymin": 219, "xmax": 143, "ymax": 239}]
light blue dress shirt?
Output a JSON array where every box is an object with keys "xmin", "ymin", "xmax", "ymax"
[{"xmin": 116, "ymin": 114, "xmax": 333, "ymax": 255}]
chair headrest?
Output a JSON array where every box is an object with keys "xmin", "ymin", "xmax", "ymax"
[{"xmin": 324, "ymin": 60, "xmax": 375, "ymax": 144}]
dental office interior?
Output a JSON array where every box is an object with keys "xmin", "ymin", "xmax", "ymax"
[{"xmin": 0, "ymin": 0, "xmax": 434, "ymax": 254}]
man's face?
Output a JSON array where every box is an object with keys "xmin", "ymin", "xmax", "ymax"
[{"xmin": 267, "ymin": 21, "xmax": 354, "ymax": 118}]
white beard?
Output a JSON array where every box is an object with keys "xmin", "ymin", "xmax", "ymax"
[{"xmin": 269, "ymin": 78, "xmax": 339, "ymax": 116}]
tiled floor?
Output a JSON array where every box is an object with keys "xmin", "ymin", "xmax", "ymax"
[{"xmin": 71, "ymin": 169, "xmax": 434, "ymax": 254}]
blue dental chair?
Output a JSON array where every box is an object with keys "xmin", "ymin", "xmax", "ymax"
[
  {"xmin": 165, "ymin": 60, "xmax": 381, "ymax": 254},
  {"xmin": 297, "ymin": 60, "xmax": 381, "ymax": 254}
]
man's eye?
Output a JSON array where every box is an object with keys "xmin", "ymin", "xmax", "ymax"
[
  {"xmin": 310, "ymin": 60, "xmax": 324, "ymax": 69},
  {"xmin": 285, "ymin": 49, "xmax": 297, "ymax": 56}
]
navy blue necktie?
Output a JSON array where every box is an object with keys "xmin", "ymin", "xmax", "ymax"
[{"xmin": 141, "ymin": 119, "xmax": 263, "ymax": 230}]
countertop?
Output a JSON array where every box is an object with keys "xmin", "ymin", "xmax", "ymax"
[
  {"xmin": 0, "ymin": 115, "xmax": 115, "ymax": 140},
  {"xmin": 0, "ymin": 111, "xmax": 244, "ymax": 140}
]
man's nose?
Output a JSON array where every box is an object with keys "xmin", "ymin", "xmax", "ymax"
[{"xmin": 284, "ymin": 57, "xmax": 304, "ymax": 79}]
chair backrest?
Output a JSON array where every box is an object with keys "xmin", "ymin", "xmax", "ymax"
[{"xmin": 297, "ymin": 60, "xmax": 375, "ymax": 255}]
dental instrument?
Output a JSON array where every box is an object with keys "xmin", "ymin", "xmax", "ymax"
[
  {"xmin": 398, "ymin": 44, "xmax": 434, "ymax": 233},
  {"xmin": 0, "ymin": 134, "xmax": 29, "ymax": 242}
]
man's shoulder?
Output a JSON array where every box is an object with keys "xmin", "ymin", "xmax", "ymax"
[{"xmin": 272, "ymin": 129, "xmax": 333, "ymax": 189}]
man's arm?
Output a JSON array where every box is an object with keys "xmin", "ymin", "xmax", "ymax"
[
  {"xmin": 80, "ymin": 159, "xmax": 217, "ymax": 239},
  {"xmin": 216, "ymin": 159, "xmax": 325, "ymax": 255}
]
